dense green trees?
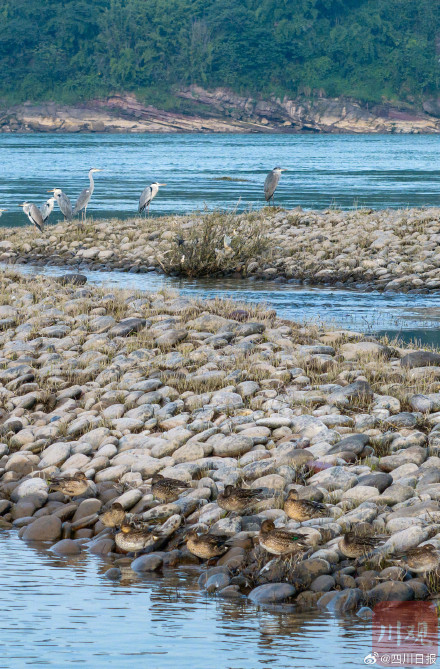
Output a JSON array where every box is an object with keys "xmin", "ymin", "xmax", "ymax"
[{"xmin": 0, "ymin": 0, "xmax": 438, "ymax": 106}]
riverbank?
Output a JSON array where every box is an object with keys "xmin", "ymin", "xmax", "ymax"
[
  {"xmin": 2, "ymin": 207, "xmax": 440, "ymax": 292},
  {"xmin": 2, "ymin": 89, "xmax": 440, "ymax": 134},
  {"xmin": 2, "ymin": 271, "xmax": 440, "ymax": 613}
]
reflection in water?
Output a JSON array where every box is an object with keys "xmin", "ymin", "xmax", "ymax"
[
  {"xmin": 4, "ymin": 261, "xmax": 440, "ymax": 344},
  {"xmin": 0, "ymin": 532, "xmax": 372, "ymax": 668}
]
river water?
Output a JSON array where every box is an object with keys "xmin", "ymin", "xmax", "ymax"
[
  {"xmin": 1, "ymin": 133, "xmax": 440, "ymax": 666},
  {"xmin": 1, "ymin": 133, "xmax": 440, "ymax": 226},
  {"xmin": 0, "ymin": 532, "xmax": 372, "ymax": 668}
]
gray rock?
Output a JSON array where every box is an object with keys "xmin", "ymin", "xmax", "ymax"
[
  {"xmin": 323, "ymin": 588, "xmax": 363, "ymax": 613},
  {"xmin": 22, "ymin": 516, "xmax": 62, "ymax": 541},
  {"xmin": 248, "ymin": 583, "xmax": 296, "ymax": 604},
  {"xmin": 58, "ymin": 273, "xmax": 87, "ymax": 286},
  {"xmin": 205, "ymin": 573, "xmax": 230, "ymax": 593},
  {"xmin": 51, "ymin": 539, "xmax": 82, "ymax": 555},
  {"xmin": 384, "ymin": 412, "xmax": 419, "ymax": 429},
  {"xmin": 131, "ymin": 554, "xmax": 163, "ymax": 572},
  {"xmin": 328, "ymin": 381, "xmax": 374, "ymax": 407},
  {"xmin": 401, "ymin": 351, "xmax": 440, "ymax": 369},
  {"xmin": 310, "ymin": 574, "xmax": 335, "ymax": 592},
  {"xmin": 109, "ymin": 318, "xmax": 146, "ymax": 338},
  {"xmin": 368, "ymin": 581, "xmax": 414, "ymax": 603},
  {"xmin": 356, "ymin": 472, "xmax": 393, "ymax": 492},
  {"xmin": 328, "ymin": 433, "xmax": 369, "ymax": 456},
  {"xmin": 104, "ymin": 568, "xmax": 122, "ymax": 580}
]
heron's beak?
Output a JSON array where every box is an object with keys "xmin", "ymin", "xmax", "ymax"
[
  {"xmin": 0, "ymin": 209, "xmax": 6, "ymax": 212},
  {"xmin": 18, "ymin": 204, "xmax": 25, "ymax": 207},
  {"xmin": 280, "ymin": 168, "xmax": 287, "ymax": 172},
  {"xmin": 47, "ymin": 189, "xmax": 55, "ymax": 193},
  {"xmin": 159, "ymin": 183, "xmax": 167, "ymax": 186}
]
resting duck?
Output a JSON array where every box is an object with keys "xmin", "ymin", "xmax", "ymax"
[
  {"xmin": 217, "ymin": 485, "xmax": 265, "ymax": 513},
  {"xmin": 48, "ymin": 472, "xmax": 89, "ymax": 497},
  {"xmin": 151, "ymin": 474, "xmax": 190, "ymax": 503},
  {"xmin": 284, "ymin": 489, "xmax": 328, "ymax": 522},
  {"xmin": 186, "ymin": 529, "xmax": 229, "ymax": 560},
  {"xmin": 99, "ymin": 502, "xmax": 126, "ymax": 528},
  {"xmin": 259, "ymin": 519, "xmax": 308, "ymax": 557}
]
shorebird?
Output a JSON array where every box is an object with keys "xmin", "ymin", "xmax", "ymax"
[
  {"xmin": 99, "ymin": 502, "xmax": 126, "ymax": 528},
  {"xmin": 258, "ymin": 519, "xmax": 308, "ymax": 557},
  {"xmin": 217, "ymin": 485, "xmax": 265, "ymax": 514},
  {"xmin": 115, "ymin": 521, "xmax": 156, "ymax": 554},
  {"xmin": 151, "ymin": 474, "xmax": 190, "ymax": 503},
  {"xmin": 48, "ymin": 472, "xmax": 89, "ymax": 497},
  {"xmin": 40, "ymin": 197, "xmax": 56, "ymax": 224},
  {"xmin": 186, "ymin": 529, "xmax": 229, "ymax": 560},
  {"xmin": 338, "ymin": 531, "xmax": 383, "ymax": 559},
  {"xmin": 18, "ymin": 202, "xmax": 44, "ymax": 232},
  {"xmin": 284, "ymin": 490, "xmax": 328, "ymax": 522},
  {"xmin": 139, "ymin": 182, "xmax": 166, "ymax": 216},
  {"xmin": 73, "ymin": 168, "xmax": 102, "ymax": 222},
  {"xmin": 393, "ymin": 544, "xmax": 440, "ymax": 577},
  {"xmin": 264, "ymin": 167, "xmax": 286, "ymax": 206},
  {"xmin": 47, "ymin": 188, "xmax": 73, "ymax": 221}
]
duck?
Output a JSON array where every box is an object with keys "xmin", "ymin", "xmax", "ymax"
[
  {"xmin": 217, "ymin": 485, "xmax": 265, "ymax": 514},
  {"xmin": 186, "ymin": 529, "xmax": 229, "ymax": 560},
  {"xmin": 48, "ymin": 472, "xmax": 89, "ymax": 497},
  {"xmin": 259, "ymin": 519, "xmax": 308, "ymax": 557},
  {"xmin": 115, "ymin": 521, "xmax": 157, "ymax": 554},
  {"xmin": 284, "ymin": 489, "xmax": 328, "ymax": 522},
  {"xmin": 338, "ymin": 531, "xmax": 383, "ymax": 559},
  {"xmin": 99, "ymin": 502, "xmax": 126, "ymax": 528},
  {"xmin": 393, "ymin": 544, "xmax": 440, "ymax": 576},
  {"xmin": 151, "ymin": 473, "xmax": 190, "ymax": 503}
]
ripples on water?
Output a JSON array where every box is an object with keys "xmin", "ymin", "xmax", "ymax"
[
  {"xmin": 1, "ymin": 134, "xmax": 440, "ymax": 227},
  {"xmin": 0, "ymin": 532, "xmax": 371, "ymax": 668}
]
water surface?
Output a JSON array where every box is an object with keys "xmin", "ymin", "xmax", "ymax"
[
  {"xmin": 1, "ymin": 134, "xmax": 440, "ymax": 227},
  {"xmin": 0, "ymin": 531, "xmax": 372, "ymax": 668}
]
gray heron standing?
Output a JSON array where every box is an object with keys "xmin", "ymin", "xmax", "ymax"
[
  {"xmin": 18, "ymin": 202, "xmax": 44, "ymax": 232},
  {"xmin": 40, "ymin": 197, "xmax": 56, "ymax": 224},
  {"xmin": 73, "ymin": 168, "xmax": 102, "ymax": 221},
  {"xmin": 48, "ymin": 188, "xmax": 73, "ymax": 221},
  {"xmin": 264, "ymin": 167, "xmax": 286, "ymax": 206},
  {"xmin": 139, "ymin": 182, "xmax": 166, "ymax": 216}
]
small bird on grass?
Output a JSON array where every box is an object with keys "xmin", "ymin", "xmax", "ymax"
[
  {"xmin": 48, "ymin": 472, "xmax": 89, "ymax": 497},
  {"xmin": 186, "ymin": 529, "xmax": 229, "ymax": 560},
  {"xmin": 217, "ymin": 485, "xmax": 265, "ymax": 514},
  {"xmin": 284, "ymin": 489, "xmax": 328, "ymax": 522},
  {"xmin": 259, "ymin": 519, "xmax": 308, "ymax": 557},
  {"xmin": 151, "ymin": 473, "xmax": 190, "ymax": 503}
]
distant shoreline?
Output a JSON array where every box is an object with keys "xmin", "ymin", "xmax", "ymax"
[{"xmin": 1, "ymin": 89, "xmax": 440, "ymax": 134}]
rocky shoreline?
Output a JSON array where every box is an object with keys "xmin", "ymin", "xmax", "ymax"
[
  {"xmin": 2, "ymin": 270, "xmax": 440, "ymax": 612},
  {"xmin": 2, "ymin": 207, "xmax": 440, "ymax": 292},
  {"xmin": 2, "ymin": 89, "xmax": 440, "ymax": 134}
]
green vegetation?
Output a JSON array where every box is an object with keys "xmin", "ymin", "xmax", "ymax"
[{"xmin": 0, "ymin": 0, "xmax": 439, "ymax": 107}]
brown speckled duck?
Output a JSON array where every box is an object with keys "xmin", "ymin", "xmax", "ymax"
[
  {"xmin": 259, "ymin": 520, "xmax": 308, "ymax": 557},
  {"xmin": 151, "ymin": 474, "xmax": 190, "ymax": 502},
  {"xmin": 186, "ymin": 530, "xmax": 229, "ymax": 560},
  {"xmin": 48, "ymin": 472, "xmax": 89, "ymax": 497},
  {"xmin": 284, "ymin": 490, "xmax": 328, "ymax": 522},
  {"xmin": 99, "ymin": 502, "xmax": 126, "ymax": 528},
  {"xmin": 393, "ymin": 544, "xmax": 440, "ymax": 576},
  {"xmin": 115, "ymin": 522, "xmax": 156, "ymax": 554},
  {"xmin": 338, "ymin": 531, "xmax": 382, "ymax": 559},
  {"xmin": 217, "ymin": 485, "xmax": 265, "ymax": 514}
]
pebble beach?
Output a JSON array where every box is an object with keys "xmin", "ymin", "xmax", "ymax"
[
  {"xmin": 1, "ymin": 267, "xmax": 440, "ymax": 614},
  {"xmin": 2, "ymin": 206, "xmax": 440, "ymax": 291}
]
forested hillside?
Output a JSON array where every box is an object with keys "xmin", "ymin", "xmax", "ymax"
[{"xmin": 0, "ymin": 0, "xmax": 439, "ymax": 108}]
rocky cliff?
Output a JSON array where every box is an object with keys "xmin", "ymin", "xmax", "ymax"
[{"xmin": 1, "ymin": 87, "xmax": 440, "ymax": 133}]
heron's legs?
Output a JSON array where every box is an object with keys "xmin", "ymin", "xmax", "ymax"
[{"xmin": 147, "ymin": 202, "xmax": 150, "ymax": 217}]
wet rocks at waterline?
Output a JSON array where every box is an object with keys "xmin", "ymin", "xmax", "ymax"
[{"xmin": 2, "ymin": 271, "xmax": 440, "ymax": 613}]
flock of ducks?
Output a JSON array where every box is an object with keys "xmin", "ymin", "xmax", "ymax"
[
  {"xmin": 46, "ymin": 472, "xmax": 440, "ymax": 577},
  {"xmin": 4, "ymin": 166, "xmax": 287, "ymax": 233}
]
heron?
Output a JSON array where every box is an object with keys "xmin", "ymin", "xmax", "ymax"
[
  {"xmin": 18, "ymin": 202, "xmax": 44, "ymax": 233},
  {"xmin": 47, "ymin": 188, "xmax": 73, "ymax": 221},
  {"xmin": 0, "ymin": 209, "xmax": 6, "ymax": 217},
  {"xmin": 139, "ymin": 182, "xmax": 166, "ymax": 216},
  {"xmin": 73, "ymin": 167, "xmax": 102, "ymax": 222},
  {"xmin": 39, "ymin": 197, "xmax": 56, "ymax": 224},
  {"xmin": 264, "ymin": 167, "xmax": 286, "ymax": 206}
]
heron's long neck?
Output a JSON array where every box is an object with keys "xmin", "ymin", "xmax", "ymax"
[{"xmin": 89, "ymin": 172, "xmax": 95, "ymax": 194}]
